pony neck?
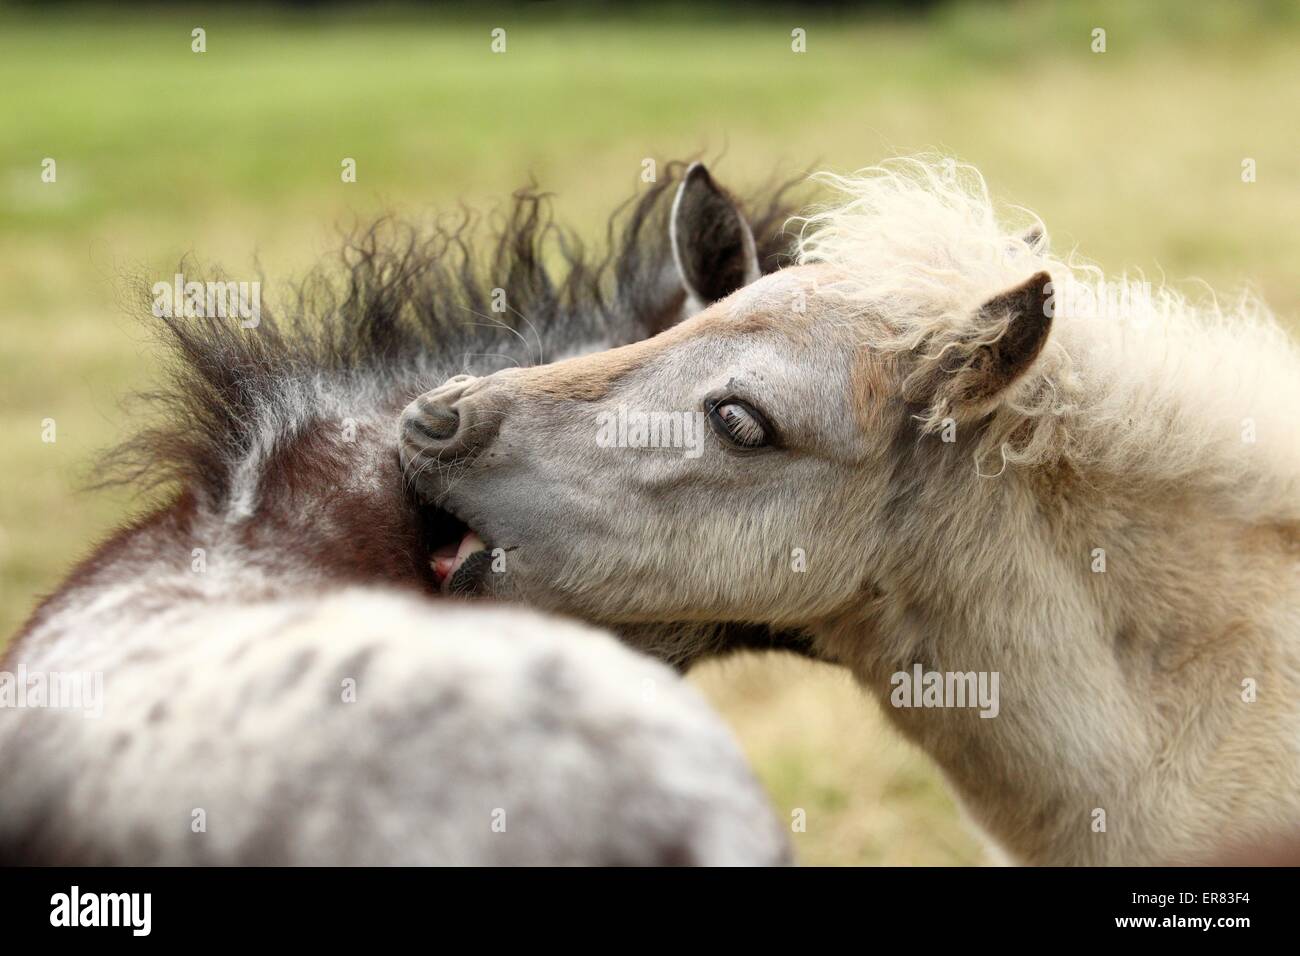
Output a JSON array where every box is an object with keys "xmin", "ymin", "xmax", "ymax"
[{"xmin": 817, "ymin": 435, "xmax": 1300, "ymax": 863}]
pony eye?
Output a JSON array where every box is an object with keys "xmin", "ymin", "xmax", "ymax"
[{"xmin": 707, "ymin": 398, "xmax": 770, "ymax": 449}]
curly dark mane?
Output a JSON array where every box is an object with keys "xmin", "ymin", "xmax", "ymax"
[
  {"xmin": 8, "ymin": 162, "xmax": 815, "ymax": 678},
  {"xmin": 105, "ymin": 163, "xmax": 801, "ymax": 509}
]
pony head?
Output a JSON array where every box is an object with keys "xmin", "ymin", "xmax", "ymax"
[{"xmin": 399, "ymin": 157, "xmax": 1295, "ymax": 670}]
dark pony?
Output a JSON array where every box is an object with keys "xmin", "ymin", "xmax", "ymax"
[
  {"xmin": 11, "ymin": 162, "xmax": 805, "ymax": 655},
  {"xmin": 0, "ymin": 164, "xmax": 810, "ymax": 866}
]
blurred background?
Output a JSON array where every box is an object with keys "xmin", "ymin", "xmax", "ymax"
[{"xmin": 2, "ymin": 0, "xmax": 1297, "ymax": 865}]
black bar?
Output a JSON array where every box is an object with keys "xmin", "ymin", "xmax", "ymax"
[{"xmin": 0, "ymin": 866, "xmax": 1285, "ymax": 942}]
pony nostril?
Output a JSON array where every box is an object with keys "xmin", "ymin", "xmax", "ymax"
[{"xmin": 409, "ymin": 404, "xmax": 459, "ymax": 442}]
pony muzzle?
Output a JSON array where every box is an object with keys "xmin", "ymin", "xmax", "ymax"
[
  {"xmin": 400, "ymin": 375, "xmax": 502, "ymax": 595},
  {"xmin": 398, "ymin": 375, "xmax": 504, "ymax": 475}
]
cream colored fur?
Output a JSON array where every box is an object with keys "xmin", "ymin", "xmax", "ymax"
[{"xmin": 402, "ymin": 157, "xmax": 1300, "ymax": 865}]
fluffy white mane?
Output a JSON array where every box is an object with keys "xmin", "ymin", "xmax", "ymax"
[{"xmin": 794, "ymin": 157, "xmax": 1300, "ymax": 515}]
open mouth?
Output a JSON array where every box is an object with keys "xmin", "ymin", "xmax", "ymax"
[{"xmin": 422, "ymin": 508, "xmax": 492, "ymax": 596}]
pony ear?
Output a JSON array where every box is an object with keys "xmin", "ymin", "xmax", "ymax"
[
  {"xmin": 909, "ymin": 271, "xmax": 1054, "ymax": 415},
  {"xmin": 1005, "ymin": 226, "xmax": 1046, "ymax": 258},
  {"xmin": 669, "ymin": 162, "xmax": 760, "ymax": 311},
  {"xmin": 1020, "ymin": 225, "xmax": 1047, "ymax": 253}
]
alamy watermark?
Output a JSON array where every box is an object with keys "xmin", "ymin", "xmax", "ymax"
[
  {"xmin": 50, "ymin": 886, "xmax": 150, "ymax": 936},
  {"xmin": 0, "ymin": 665, "xmax": 103, "ymax": 718},
  {"xmin": 1045, "ymin": 276, "xmax": 1156, "ymax": 322},
  {"xmin": 595, "ymin": 406, "xmax": 705, "ymax": 459},
  {"xmin": 890, "ymin": 664, "xmax": 1000, "ymax": 719},
  {"xmin": 152, "ymin": 273, "xmax": 261, "ymax": 328}
]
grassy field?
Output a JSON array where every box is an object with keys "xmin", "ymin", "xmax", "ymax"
[{"xmin": 2, "ymin": 1, "xmax": 1298, "ymax": 865}]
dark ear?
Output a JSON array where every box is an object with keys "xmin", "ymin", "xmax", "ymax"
[
  {"xmin": 1006, "ymin": 226, "xmax": 1046, "ymax": 258},
  {"xmin": 1020, "ymin": 225, "xmax": 1046, "ymax": 253},
  {"xmin": 669, "ymin": 162, "xmax": 760, "ymax": 309},
  {"xmin": 912, "ymin": 271, "xmax": 1054, "ymax": 414}
]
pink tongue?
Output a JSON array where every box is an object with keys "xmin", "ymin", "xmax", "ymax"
[
  {"xmin": 432, "ymin": 541, "xmax": 459, "ymax": 581},
  {"xmin": 433, "ymin": 532, "xmax": 486, "ymax": 584}
]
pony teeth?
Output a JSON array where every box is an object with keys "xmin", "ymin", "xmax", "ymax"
[{"xmin": 453, "ymin": 533, "xmax": 487, "ymax": 570}]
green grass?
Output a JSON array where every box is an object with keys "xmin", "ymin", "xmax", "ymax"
[{"xmin": 2, "ymin": 1, "xmax": 1298, "ymax": 864}]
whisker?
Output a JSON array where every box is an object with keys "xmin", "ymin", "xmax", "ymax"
[
  {"xmin": 456, "ymin": 306, "xmax": 538, "ymax": 366},
  {"xmin": 504, "ymin": 303, "xmax": 547, "ymax": 366},
  {"xmin": 458, "ymin": 351, "xmax": 522, "ymax": 372}
]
